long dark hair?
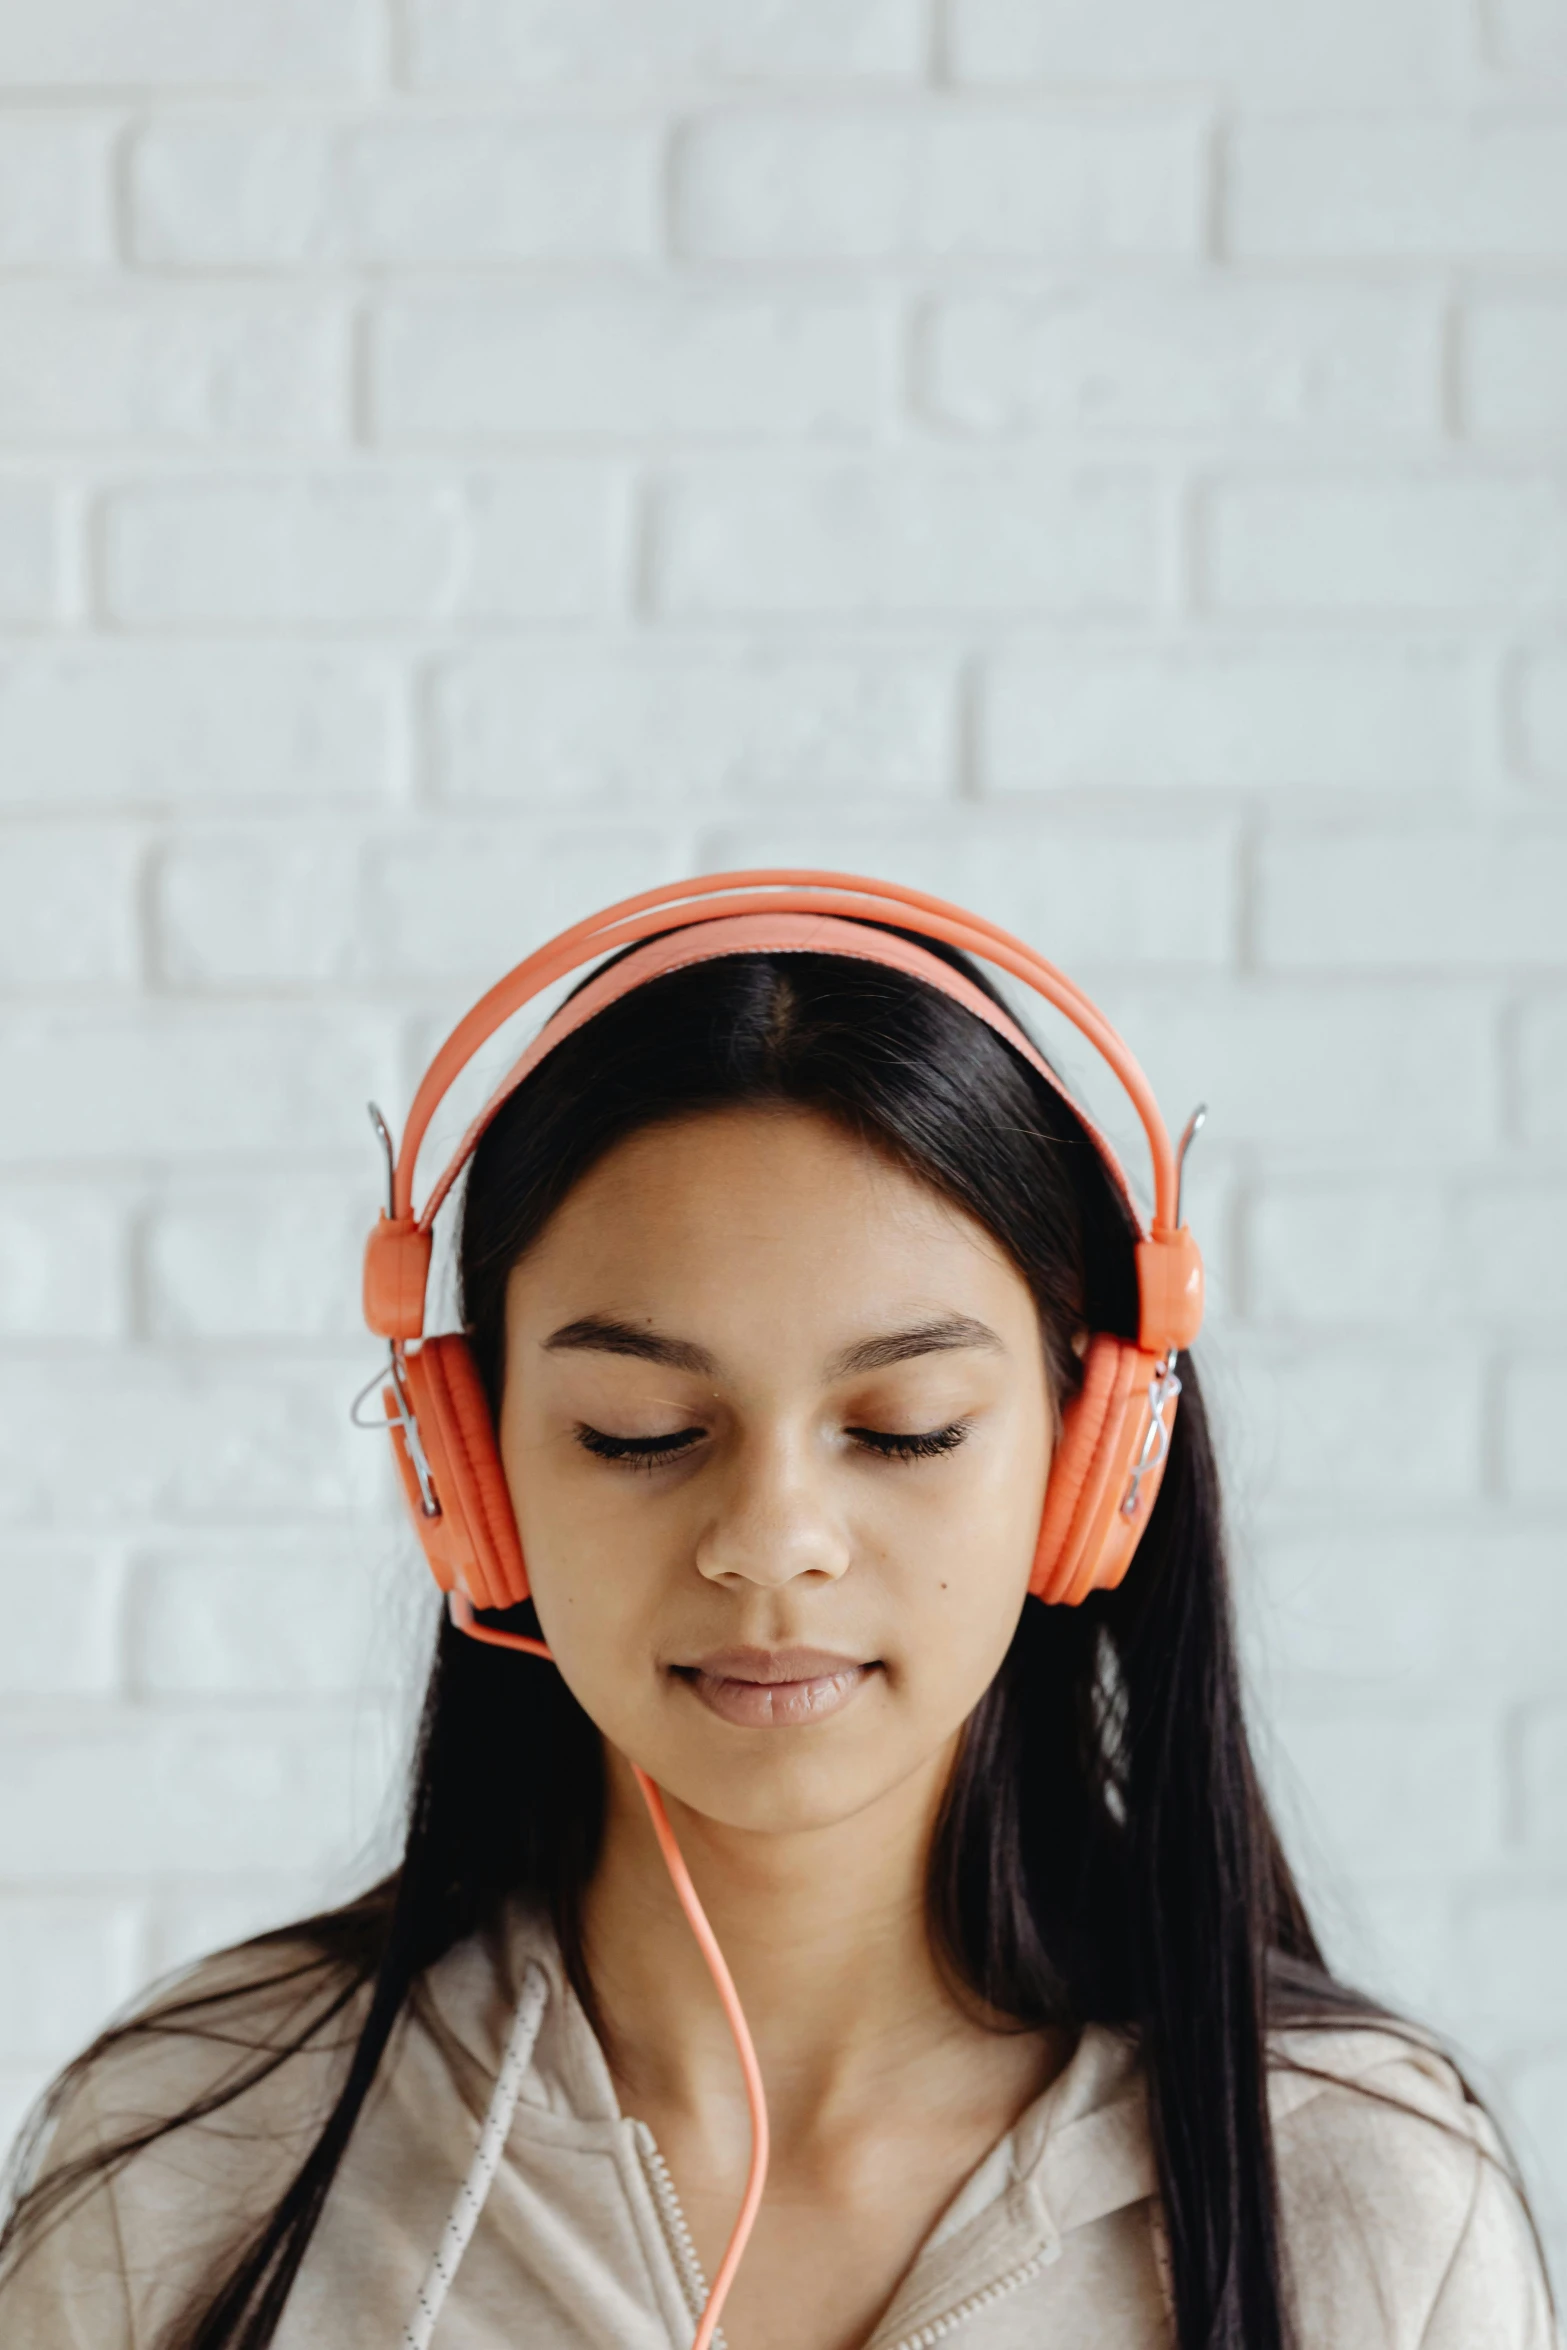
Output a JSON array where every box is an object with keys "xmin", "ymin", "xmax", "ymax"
[{"xmin": 0, "ymin": 938, "xmax": 1415, "ymax": 2348}]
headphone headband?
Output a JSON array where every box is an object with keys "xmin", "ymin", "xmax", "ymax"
[
  {"xmin": 364, "ymin": 870, "xmax": 1203, "ymax": 1358},
  {"xmin": 421, "ymin": 910, "xmax": 1140, "ymax": 1240}
]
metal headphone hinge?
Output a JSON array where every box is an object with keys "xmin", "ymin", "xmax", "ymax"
[
  {"xmin": 389, "ymin": 1350, "xmax": 441, "ymax": 1518},
  {"xmin": 1120, "ymin": 1349, "xmax": 1182, "ymax": 1521},
  {"xmin": 348, "ymin": 1342, "xmax": 442, "ymax": 1519}
]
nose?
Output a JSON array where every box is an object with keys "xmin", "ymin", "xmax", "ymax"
[{"xmin": 692, "ymin": 1431, "xmax": 852, "ymax": 1590}]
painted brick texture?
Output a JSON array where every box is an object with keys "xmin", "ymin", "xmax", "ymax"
[{"xmin": 0, "ymin": 0, "xmax": 1563, "ymax": 2284}]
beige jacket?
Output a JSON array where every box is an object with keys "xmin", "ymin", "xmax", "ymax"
[{"xmin": 3, "ymin": 1909, "xmax": 1555, "ymax": 2350}]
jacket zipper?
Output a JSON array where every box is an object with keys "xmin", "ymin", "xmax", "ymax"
[
  {"xmin": 636, "ymin": 2120, "xmax": 1054, "ymax": 2350},
  {"xmin": 887, "ymin": 2242, "xmax": 1059, "ymax": 2350},
  {"xmin": 634, "ymin": 2121, "xmax": 729, "ymax": 2350}
]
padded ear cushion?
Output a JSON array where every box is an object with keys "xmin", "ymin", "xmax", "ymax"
[
  {"xmin": 1031, "ymin": 1336, "xmax": 1176, "ymax": 1607},
  {"xmin": 396, "ymin": 1337, "xmax": 529, "ymax": 1610}
]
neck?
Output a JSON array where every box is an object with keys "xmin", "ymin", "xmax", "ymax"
[{"xmin": 581, "ymin": 1739, "xmax": 972, "ymax": 2147}]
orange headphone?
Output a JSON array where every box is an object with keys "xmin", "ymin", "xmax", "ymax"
[
  {"xmin": 361, "ymin": 867, "xmax": 1204, "ymax": 1619},
  {"xmin": 359, "ymin": 868, "xmax": 1205, "ymax": 2349}
]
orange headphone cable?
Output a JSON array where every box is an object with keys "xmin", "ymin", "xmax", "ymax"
[{"xmin": 448, "ymin": 1591, "xmax": 770, "ymax": 2350}]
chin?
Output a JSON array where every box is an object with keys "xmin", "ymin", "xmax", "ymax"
[{"xmin": 644, "ymin": 1736, "xmax": 942, "ymax": 1839}]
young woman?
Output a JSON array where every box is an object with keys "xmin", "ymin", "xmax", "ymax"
[{"xmin": 0, "ymin": 873, "xmax": 1554, "ymax": 2350}]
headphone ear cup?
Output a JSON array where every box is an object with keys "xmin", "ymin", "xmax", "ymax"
[
  {"xmin": 392, "ymin": 1337, "xmax": 529, "ymax": 1611},
  {"xmin": 1031, "ymin": 1335, "xmax": 1175, "ymax": 1607}
]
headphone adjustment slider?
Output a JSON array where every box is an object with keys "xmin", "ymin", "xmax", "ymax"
[
  {"xmin": 364, "ymin": 1214, "xmax": 433, "ymax": 1341},
  {"xmin": 1134, "ymin": 1226, "xmax": 1204, "ymax": 1354}
]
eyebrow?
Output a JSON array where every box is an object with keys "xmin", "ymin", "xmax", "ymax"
[
  {"xmin": 542, "ymin": 1315, "xmax": 716, "ymax": 1373},
  {"xmin": 825, "ymin": 1314, "xmax": 1005, "ymax": 1378},
  {"xmin": 541, "ymin": 1310, "xmax": 1004, "ymax": 1380}
]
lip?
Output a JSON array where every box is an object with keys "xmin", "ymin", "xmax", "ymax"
[{"xmin": 673, "ymin": 1646, "xmax": 880, "ymax": 1729}]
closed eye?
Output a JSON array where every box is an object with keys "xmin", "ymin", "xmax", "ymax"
[
  {"xmin": 848, "ymin": 1421, "xmax": 971, "ymax": 1461},
  {"xmin": 574, "ymin": 1419, "xmax": 973, "ymax": 1472},
  {"xmin": 575, "ymin": 1424, "xmax": 706, "ymax": 1472}
]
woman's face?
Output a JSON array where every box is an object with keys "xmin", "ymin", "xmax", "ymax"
[{"xmin": 498, "ymin": 1104, "xmax": 1054, "ymax": 1835}]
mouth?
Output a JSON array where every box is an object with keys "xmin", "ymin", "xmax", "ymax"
[{"xmin": 671, "ymin": 1646, "xmax": 881, "ymax": 1729}]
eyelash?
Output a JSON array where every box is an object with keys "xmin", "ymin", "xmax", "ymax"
[
  {"xmin": 848, "ymin": 1422, "xmax": 970, "ymax": 1460},
  {"xmin": 573, "ymin": 1422, "xmax": 972, "ymax": 1471},
  {"xmin": 575, "ymin": 1426, "xmax": 706, "ymax": 1474}
]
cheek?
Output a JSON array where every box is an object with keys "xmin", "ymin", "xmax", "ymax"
[
  {"xmin": 880, "ymin": 1382, "xmax": 1050, "ymax": 1589},
  {"xmin": 496, "ymin": 1389, "xmax": 683, "ymax": 1696},
  {"xmin": 813, "ymin": 1383, "xmax": 1050, "ymax": 1801},
  {"xmin": 877, "ymin": 1424, "xmax": 1048, "ymax": 1712}
]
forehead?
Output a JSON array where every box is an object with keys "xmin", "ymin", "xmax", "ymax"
[{"xmin": 506, "ymin": 1103, "xmax": 1027, "ymax": 1332}]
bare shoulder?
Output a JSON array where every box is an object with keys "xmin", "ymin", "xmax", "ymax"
[{"xmin": 1268, "ymin": 2024, "xmax": 1558, "ymax": 2348}]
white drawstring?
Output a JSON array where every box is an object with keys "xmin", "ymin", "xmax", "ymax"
[{"xmin": 402, "ymin": 1961, "xmax": 549, "ymax": 2349}]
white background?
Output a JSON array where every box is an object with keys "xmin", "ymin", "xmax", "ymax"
[{"xmin": 1, "ymin": 0, "xmax": 1565, "ymax": 2287}]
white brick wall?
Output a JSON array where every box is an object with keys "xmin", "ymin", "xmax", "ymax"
[{"xmin": 0, "ymin": 0, "xmax": 1563, "ymax": 2280}]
